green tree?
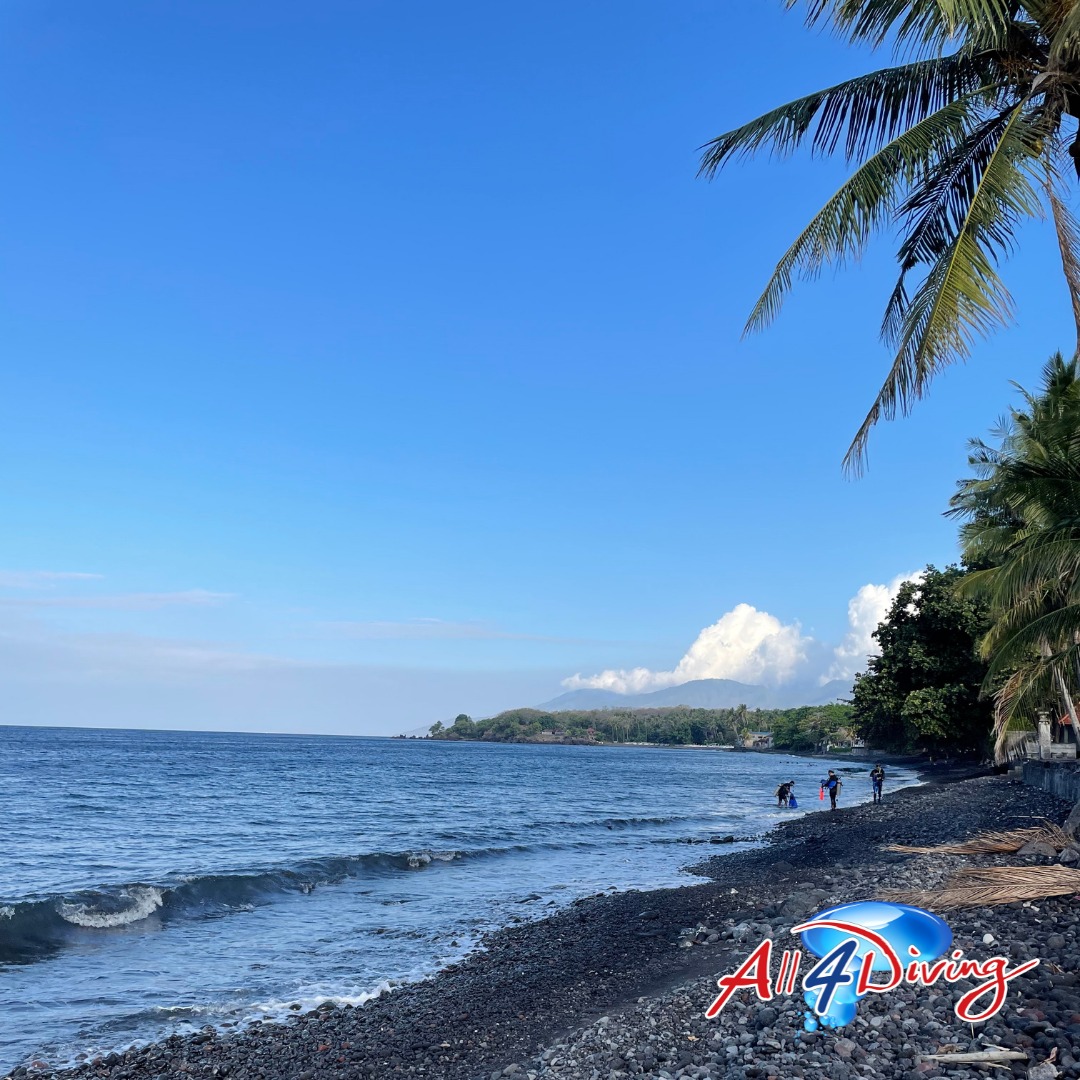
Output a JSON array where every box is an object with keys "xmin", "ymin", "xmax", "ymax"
[
  {"xmin": 851, "ymin": 566, "xmax": 993, "ymax": 753},
  {"xmin": 450, "ymin": 713, "xmax": 475, "ymax": 738},
  {"xmin": 702, "ymin": 1, "xmax": 1080, "ymax": 470},
  {"xmin": 950, "ymin": 352, "xmax": 1080, "ymax": 756},
  {"xmin": 428, "ymin": 720, "xmax": 444, "ymax": 736}
]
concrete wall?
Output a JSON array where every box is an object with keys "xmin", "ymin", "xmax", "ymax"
[{"xmin": 1021, "ymin": 760, "xmax": 1080, "ymax": 803}]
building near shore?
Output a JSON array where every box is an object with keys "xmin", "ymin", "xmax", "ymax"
[{"xmin": 742, "ymin": 731, "xmax": 773, "ymax": 750}]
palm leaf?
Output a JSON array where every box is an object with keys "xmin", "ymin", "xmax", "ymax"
[
  {"xmin": 744, "ymin": 97, "xmax": 979, "ymax": 333},
  {"xmin": 1048, "ymin": 1, "xmax": 1080, "ymax": 60},
  {"xmin": 844, "ymin": 102, "xmax": 1044, "ymax": 473},
  {"xmin": 794, "ymin": 0, "xmax": 1016, "ymax": 50},
  {"xmin": 699, "ymin": 54, "xmax": 1006, "ymax": 174},
  {"xmin": 1044, "ymin": 153, "xmax": 1080, "ymax": 349}
]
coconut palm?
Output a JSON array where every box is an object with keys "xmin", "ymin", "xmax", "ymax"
[
  {"xmin": 702, "ymin": 1, "xmax": 1080, "ymax": 471},
  {"xmin": 949, "ymin": 352, "xmax": 1080, "ymax": 758}
]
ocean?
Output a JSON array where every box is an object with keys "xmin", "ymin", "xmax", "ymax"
[{"xmin": 0, "ymin": 726, "xmax": 918, "ymax": 1072}]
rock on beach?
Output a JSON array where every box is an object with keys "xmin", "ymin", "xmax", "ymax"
[{"xmin": 8, "ymin": 773, "xmax": 1078, "ymax": 1080}]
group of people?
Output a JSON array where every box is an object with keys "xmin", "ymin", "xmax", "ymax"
[{"xmin": 775, "ymin": 764, "xmax": 887, "ymax": 811}]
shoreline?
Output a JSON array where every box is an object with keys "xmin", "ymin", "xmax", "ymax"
[{"xmin": 11, "ymin": 771, "xmax": 1079, "ymax": 1080}]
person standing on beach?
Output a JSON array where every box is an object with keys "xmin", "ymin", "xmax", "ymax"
[
  {"xmin": 870, "ymin": 764, "xmax": 886, "ymax": 804},
  {"xmin": 821, "ymin": 770, "xmax": 842, "ymax": 810}
]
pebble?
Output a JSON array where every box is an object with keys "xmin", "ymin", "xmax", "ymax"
[{"xmin": 10, "ymin": 773, "xmax": 1075, "ymax": 1080}]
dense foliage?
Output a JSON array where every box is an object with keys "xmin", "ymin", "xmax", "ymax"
[
  {"xmin": 950, "ymin": 353, "xmax": 1080, "ymax": 758},
  {"xmin": 428, "ymin": 703, "xmax": 855, "ymax": 749},
  {"xmin": 766, "ymin": 704, "xmax": 857, "ymax": 751},
  {"xmin": 850, "ymin": 565, "xmax": 993, "ymax": 754}
]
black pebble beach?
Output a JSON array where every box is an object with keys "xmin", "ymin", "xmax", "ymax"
[{"xmin": 11, "ymin": 771, "xmax": 1079, "ymax": 1080}]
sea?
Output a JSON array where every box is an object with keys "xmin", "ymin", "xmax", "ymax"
[{"xmin": 0, "ymin": 726, "xmax": 920, "ymax": 1072}]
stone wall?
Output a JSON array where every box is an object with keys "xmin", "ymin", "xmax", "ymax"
[{"xmin": 1021, "ymin": 760, "xmax": 1080, "ymax": 803}]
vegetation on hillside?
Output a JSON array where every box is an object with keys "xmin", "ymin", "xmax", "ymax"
[{"xmin": 428, "ymin": 703, "xmax": 856, "ymax": 750}]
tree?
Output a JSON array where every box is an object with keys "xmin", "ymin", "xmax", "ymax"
[
  {"xmin": 851, "ymin": 566, "xmax": 993, "ymax": 753},
  {"xmin": 450, "ymin": 714, "xmax": 476, "ymax": 738},
  {"xmin": 950, "ymin": 352, "xmax": 1080, "ymax": 757},
  {"xmin": 701, "ymin": 1, "xmax": 1080, "ymax": 471},
  {"xmin": 428, "ymin": 720, "xmax": 444, "ymax": 736}
]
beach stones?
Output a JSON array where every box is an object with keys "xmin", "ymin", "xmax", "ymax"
[
  {"xmin": 20, "ymin": 773, "xmax": 1080, "ymax": 1080},
  {"xmin": 1064, "ymin": 799, "xmax": 1080, "ymax": 839}
]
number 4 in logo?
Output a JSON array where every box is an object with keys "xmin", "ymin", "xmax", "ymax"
[{"xmin": 804, "ymin": 939, "xmax": 858, "ymax": 1016}]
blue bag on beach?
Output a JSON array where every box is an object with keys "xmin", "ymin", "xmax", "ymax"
[{"xmin": 788, "ymin": 795, "xmax": 798, "ymax": 808}]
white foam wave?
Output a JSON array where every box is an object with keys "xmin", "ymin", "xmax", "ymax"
[
  {"xmin": 0, "ymin": 906, "xmax": 13, "ymax": 919},
  {"xmin": 405, "ymin": 849, "xmax": 460, "ymax": 868},
  {"xmin": 57, "ymin": 887, "xmax": 164, "ymax": 928},
  {"xmin": 250, "ymin": 982, "xmax": 393, "ymax": 1020}
]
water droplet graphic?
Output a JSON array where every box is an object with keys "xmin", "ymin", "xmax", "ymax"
[{"xmin": 796, "ymin": 901, "xmax": 952, "ymax": 1029}]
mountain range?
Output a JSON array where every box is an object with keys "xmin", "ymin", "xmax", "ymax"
[{"xmin": 537, "ymin": 677, "xmax": 852, "ymax": 712}]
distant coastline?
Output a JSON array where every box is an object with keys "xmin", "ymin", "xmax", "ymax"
[{"xmin": 420, "ymin": 703, "xmax": 857, "ymax": 752}]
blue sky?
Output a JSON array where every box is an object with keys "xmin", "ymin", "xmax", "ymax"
[{"xmin": 0, "ymin": 1, "xmax": 1074, "ymax": 733}]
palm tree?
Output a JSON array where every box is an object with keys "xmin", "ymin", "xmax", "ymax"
[
  {"xmin": 702, "ymin": 1, "xmax": 1080, "ymax": 471},
  {"xmin": 949, "ymin": 352, "xmax": 1080, "ymax": 758}
]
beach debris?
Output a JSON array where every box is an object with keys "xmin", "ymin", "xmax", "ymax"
[
  {"xmin": 882, "ymin": 864, "xmax": 1080, "ymax": 910},
  {"xmin": 918, "ymin": 1048, "xmax": 1026, "ymax": 1064},
  {"xmin": 883, "ymin": 822, "xmax": 1070, "ymax": 856}
]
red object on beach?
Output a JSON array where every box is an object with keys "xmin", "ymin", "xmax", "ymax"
[{"xmin": 819, "ymin": 787, "xmax": 824, "ymax": 801}]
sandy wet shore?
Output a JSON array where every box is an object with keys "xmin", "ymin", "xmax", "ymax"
[{"xmin": 10, "ymin": 771, "xmax": 1078, "ymax": 1080}]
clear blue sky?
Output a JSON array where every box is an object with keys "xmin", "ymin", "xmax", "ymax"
[{"xmin": 0, "ymin": 1, "xmax": 1073, "ymax": 733}]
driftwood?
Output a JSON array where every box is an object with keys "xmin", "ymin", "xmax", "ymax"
[{"xmin": 920, "ymin": 1049, "xmax": 1027, "ymax": 1063}]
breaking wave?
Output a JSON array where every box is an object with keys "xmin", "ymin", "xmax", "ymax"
[
  {"xmin": 0, "ymin": 847, "xmax": 479, "ymax": 965},
  {"xmin": 57, "ymin": 887, "xmax": 165, "ymax": 929}
]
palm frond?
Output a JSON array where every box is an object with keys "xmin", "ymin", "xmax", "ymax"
[
  {"xmin": 882, "ymin": 864, "xmax": 1080, "ymax": 910},
  {"xmin": 699, "ymin": 54, "xmax": 1005, "ymax": 175},
  {"xmin": 843, "ymin": 102, "xmax": 1044, "ymax": 473},
  {"xmin": 1044, "ymin": 154, "xmax": 1080, "ymax": 351},
  {"xmin": 793, "ymin": 0, "xmax": 1016, "ymax": 51},
  {"xmin": 744, "ymin": 97, "xmax": 978, "ymax": 333},
  {"xmin": 1048, "ymin": 1, "xmax": 1080, "ymax": 61},
  {"xmin": 884, "ymin": 821, "xmax": 1070, "ymax": 854}
]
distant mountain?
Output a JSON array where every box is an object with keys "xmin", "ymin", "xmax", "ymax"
[
  {"xmin": 398, "ymin": 724, "xmax": 436, "ymax": 737},
  {"xmin": 809, "ymin": 679, "xmax": 854, "ymax": 706},
  {"xmin": 538, "ymin": 677, "xmax": 851, "ymax": 712}
]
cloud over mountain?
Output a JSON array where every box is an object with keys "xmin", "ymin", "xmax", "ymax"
[
  {"xmin": 562, "ymin": 572, "xmax": 923, "ymax": 695},
  {"xmin": 562, "ymin": 603, "xmax": 811, "ymax": 693}
]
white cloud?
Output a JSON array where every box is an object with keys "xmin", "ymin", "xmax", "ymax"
[
  {"xmin": 825, "ymin": 571, "xmax": 923, "ymax": 683},
  {"xmin": 0, "ymin": 570, "xmax": 103, "ymax": 589},
  {"xmin": 564, "ymin": 573, "xmax": 927, "ymax": 696},
  {"xmin": 563, "ymin": 603, "xmax": 813, "ymax": 692}
]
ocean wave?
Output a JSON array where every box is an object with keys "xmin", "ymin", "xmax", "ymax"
[
  {"xmin": 0, "ymin": 847, "xmax": 484, "ymax": 965},
  {"xmin": 57, "ymin": 887, "xmax": 165, "ymax": 929}
]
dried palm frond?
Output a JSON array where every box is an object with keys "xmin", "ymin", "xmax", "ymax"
[
  {"xmin": 881, "ymin": 864, "xmax": 1080, "ymax": 910},
  {"xmin": 883, "ymin": 821, "xmax": 1070, "ymax": 855}
]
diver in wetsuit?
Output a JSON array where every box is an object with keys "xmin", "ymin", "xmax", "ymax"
[
  {"xmin": 870, "ymin": 764, "xmax": 886, "ymax": 803},
  {"xmin": 821, "ymin": 770, "xmax": 842, "ymax": 810}
]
